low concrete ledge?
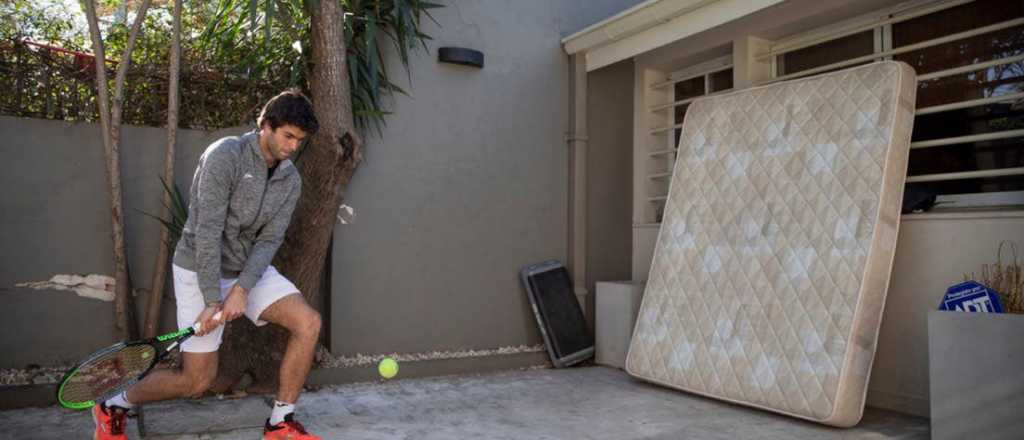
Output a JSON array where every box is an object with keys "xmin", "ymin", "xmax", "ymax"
[
  {"xmin": 0, "ymin": 351, "xmax": 550, "ymax": 410},
  {"xmin": 0, "ymin": 383, "xmax": 57, "ymax": 410},
  {"xmin": 308, "ymin": 351, "xmax": 549, "ymax": 386}
]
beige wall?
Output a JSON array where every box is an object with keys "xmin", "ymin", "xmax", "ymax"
[
  {"xmin": 869, "ymin": 212, "xmax": 1024, "ymax": 417},
  {"xmin": 585, "ymin": 59, "xmax": 635, "ymax": 331}
]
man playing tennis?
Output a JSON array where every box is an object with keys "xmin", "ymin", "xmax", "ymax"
[{"xmin": 93, "ymin": 89, "xmax": 323, "ymax": 440}]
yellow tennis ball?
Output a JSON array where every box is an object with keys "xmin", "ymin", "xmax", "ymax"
[{"xmin": 378, "ymin": 357, "xmax": 398, "ymax": 379}]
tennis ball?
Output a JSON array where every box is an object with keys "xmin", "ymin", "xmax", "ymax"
[{"xmin": 378, "ymin": 357, "xmax": 399, "ymax": 379}]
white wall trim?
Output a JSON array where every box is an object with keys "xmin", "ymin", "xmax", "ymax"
[
  {"xmin": 564, "ymin": 0, "xmax": 784, "ymax": 72},
  {"xmin": 562, "ymin": 0, "xmax": 720, "ymax": 54},
  {"xmin": 586, "ymin": 0, "xmax": 784, "ymax": 71}
]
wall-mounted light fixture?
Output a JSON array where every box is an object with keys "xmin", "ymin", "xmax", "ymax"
[{"xmin": 438, "ymin": 47, "xmax": 484, "ymax": 69}]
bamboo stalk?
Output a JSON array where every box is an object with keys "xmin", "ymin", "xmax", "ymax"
[
  {"xmin": 82, "ymin": 0, "xmax": 153, "ymax": 339},
  {"xmin": 144, "ymin": 0, "xmax": 182, "ymax": 339}
]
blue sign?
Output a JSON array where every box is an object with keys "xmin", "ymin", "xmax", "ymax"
[{"xmin": 939, "ymin": 281, "xmax": 1004, "ymax": 313}]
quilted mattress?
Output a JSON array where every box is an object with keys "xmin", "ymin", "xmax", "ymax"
[{"xmin": 626, "ymin": 61, "xmax": 916, "ymax": 427}]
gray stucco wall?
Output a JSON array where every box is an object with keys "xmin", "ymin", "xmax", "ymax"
[
  {"xmin": 328, "ymin": 0, "xmax": 642, "ymax": 355},
  {"xmin": 0, "ymin": 0, "xmax": 644, "ymax": 368},
  {"xmin": 0, "ymin": 115, "xmax": 245, "ymax": 368},
  {"xmin": 584, "ymin": 60, "xmax": 635, "ymax": 328}
]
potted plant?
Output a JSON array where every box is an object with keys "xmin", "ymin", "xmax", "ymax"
[{"xmin": 928, "ymin": 242, "xmax": 1024, "ymax": 440}]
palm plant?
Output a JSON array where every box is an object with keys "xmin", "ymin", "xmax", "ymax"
[
  {"xmin": 196, "ymin": 0, "xmax": 441, "ymax": 133},
  {"xmin": 139, "ymin": 177, "xmax": 188, "ymax": 248}
]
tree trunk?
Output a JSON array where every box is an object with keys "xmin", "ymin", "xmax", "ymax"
[
  {"xmin": 214, "ymin": 0, "xmax": 363, "ymax": 393},
  {"xmin": 144, "ymin": 0, "xmax": 182, "ymax": 339},
  {"xmin": 82, "ymin": 0, "xmax": 154, "ymax": 340}
]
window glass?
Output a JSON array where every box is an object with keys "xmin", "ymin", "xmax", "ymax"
[
  {"xmin": 894, "ymin": 0, "xmax": 1024, "ymax": 194},
  {"xmin": 778, "ymin": 31, "xmax": 874, "ymax": 76}
]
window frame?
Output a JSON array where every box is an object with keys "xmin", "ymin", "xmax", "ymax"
[
  {"xmin": 644, "ymin": 55, "xmax": 735, "ymax": 222},
  {"xmin": 763, "ymin": 0, "xmax": 1024, "ymax": 208}
]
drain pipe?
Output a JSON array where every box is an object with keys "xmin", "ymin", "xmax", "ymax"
[{"xmin": 567, "ymin": 53, "xmax": 590, "ymax": 324}]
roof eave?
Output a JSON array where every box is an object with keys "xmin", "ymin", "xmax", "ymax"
[{"xmin": 561, "ymin": 0, "xmax": 720, "ymax": 55}]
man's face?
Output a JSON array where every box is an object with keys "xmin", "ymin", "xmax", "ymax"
[{"xmin": 266, "ymin": 124, "xmax": 308, "ymax": 161}]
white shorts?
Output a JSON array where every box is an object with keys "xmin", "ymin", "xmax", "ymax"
[{"xmin": 172, "ymin": 264, "xmax": 299, "ymax": 353}]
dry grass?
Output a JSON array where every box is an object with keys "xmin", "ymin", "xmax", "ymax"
[
  {"xmin": 315, "ymin": 344, "xmax": 545, "ymax": 369},
  {"xmin": 965, "ymin": 241, "xmax": 1024, "ymax": 314}
]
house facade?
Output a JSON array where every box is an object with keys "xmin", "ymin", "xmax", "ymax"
[
  {"xmin": 564, "ymin": 0, "xmax": 1024, "ymax": 417},
  {"xmin": 3, "ymin": 0, "xmax": 1022, "ymax": 419}
]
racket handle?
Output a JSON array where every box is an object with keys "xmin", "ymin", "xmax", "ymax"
[{"xmin": 193, "ymin": 311, "xmax": 224, "ymax": 333}]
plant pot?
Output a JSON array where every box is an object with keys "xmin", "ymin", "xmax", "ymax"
[{"xmin": 928, "ymin": 310, "xmax": 1024, "ymax": 440}]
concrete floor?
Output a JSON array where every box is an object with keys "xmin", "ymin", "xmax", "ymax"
[{"xmin": 1, "ymin": 366, "xmax": 930, "ymax": 439}]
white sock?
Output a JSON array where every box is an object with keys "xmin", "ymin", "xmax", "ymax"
[
  {"xmin": 269, "ymin": 400, "xmax": 295, "ymax": 425},
  {"xmin": 104, "ymin": 391, "xmax": 135, "ymax": 410}
]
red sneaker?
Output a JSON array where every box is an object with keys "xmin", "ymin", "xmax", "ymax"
[
  {"xmin": 92, "ymin": 403, "xmax": 128, "ymax": 440},
  {"xmin": 263, "ymin": 414, "xmax": 321, "ymax": 440}
]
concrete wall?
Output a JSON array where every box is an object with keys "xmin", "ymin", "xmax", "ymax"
[
  {"xmin": 0, "ymin": 0, "xmax": 645, "ymax": 368},
  {"xmin": 0, "ymin": 115, "xmax": 244, "ymax": 368},
  {"xmin": 585, "ymin": 59, "xmax": 635, "ymax": 329},
  {"xmin": 868, "ymin": 212, "xmax": 1024, "ymax": 417},
  {"xmin": 321, "ymin": 0, "xmax": 644, "ymax": 356}
]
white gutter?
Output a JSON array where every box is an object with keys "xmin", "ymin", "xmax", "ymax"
[
  {"xmin": 562, "ymin": 0, "xmax": 785, "ymax": 71},
  {"xmin": 562, "ymin": 0, "xmax": 719, "ymax": 55}
]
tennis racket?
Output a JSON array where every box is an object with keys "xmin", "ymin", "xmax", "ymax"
[{"xmin": 56, "ymin": 312, "xmax": 222, "ymax": 409}]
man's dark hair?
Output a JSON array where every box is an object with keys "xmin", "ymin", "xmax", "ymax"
[{"xmin": 257, "ymin": 89, "xmax": 319, "ymax": 135}]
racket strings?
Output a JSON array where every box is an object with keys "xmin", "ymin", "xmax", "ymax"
[{"xmin": 59, "ymin": 345, "xmax": 156, "ymax": 404}]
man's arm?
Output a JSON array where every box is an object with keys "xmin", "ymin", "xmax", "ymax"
[
  {"xmin": 192, "ymin": 147, "xmax": 235, "ymax": 305},
  {"xmin": 236, "ymin": 182, "xmax": 300, "ymax": 291}
]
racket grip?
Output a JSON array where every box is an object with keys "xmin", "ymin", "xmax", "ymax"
[{"xmin": 193, "ymin": 312, "xmax": 224, "ymax": 333}]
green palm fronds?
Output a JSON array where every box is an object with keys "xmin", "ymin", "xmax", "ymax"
[{"xmin": 197, "ymin": 0, "xmax": 442, "ymax": 132}]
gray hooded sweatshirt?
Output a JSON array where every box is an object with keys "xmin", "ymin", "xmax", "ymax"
[{"xmin": 173, "ymin": 130, "xmax": 301, "ymax": 303}]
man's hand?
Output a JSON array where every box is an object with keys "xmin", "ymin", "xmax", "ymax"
[
  {"xmin": 221, "ymin": 283, "xmax": 248, "ymax": 322},
  {"xmin": 195, "ymin": 305, "xmax": 222, "ymax": 336}
]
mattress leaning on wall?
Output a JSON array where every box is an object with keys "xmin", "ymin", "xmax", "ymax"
[{"xmin": 625, "ymin": 61, "xmax": 917, "ymax": 427}]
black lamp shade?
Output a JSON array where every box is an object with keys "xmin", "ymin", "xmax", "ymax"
[{"xmin": 438, "ymin": 47, "xmax": 484, "ymax": 68}]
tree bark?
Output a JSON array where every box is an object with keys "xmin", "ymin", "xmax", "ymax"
[
  {"xmin": 280, "ymin": 0, "xmax": 362, "ymax": 296},
  {"xmin": 214, "ymin": 0, "xmax": 364, "ymax": 393},
  {"xmin": 83, "ymin": 0, "xmax": 152, "ymax": 340},
  {"xmin": 144, "ymin": 0, "xmax": 182, "ymax": 339}
]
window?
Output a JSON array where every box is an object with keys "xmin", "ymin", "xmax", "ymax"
[
  {"xmin": 644, "ymin": 55, "xmax": 734, "ymax": 223},
  {"xmin": 778, "ymin": 30, "xmax": 875, "ymax": 76},
  {"xmin": 672, "ymin": 75, "xmax": 704, "ymax": 148},
  {"xmin": 769, "ymin": 0, "xmax": 1024, "ymax": 204},
  {"xmin": 671, "ymin": 67, "xmax": 735, "ymax": 147},
  {"xmin": 895, "ymin": 0, "xmax": 1024, "ymax": 195}
]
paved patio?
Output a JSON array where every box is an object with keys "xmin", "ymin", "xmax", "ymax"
[{"xmin": 1, "ymin": 366, "xmax": 929, "ymax": 439}]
